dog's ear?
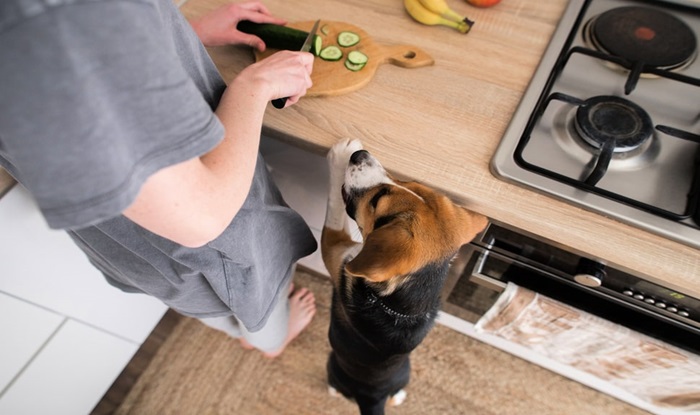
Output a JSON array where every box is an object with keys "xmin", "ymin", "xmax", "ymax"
[
  {"xmin": 454, "ymin": 206, "xmax": 488, "ymax": 246},
  {"xmin": 345, "ymin": 224, "xmax": 415, "ymax": 282},
  {"xmin": 403, "ymin": 182, "xmax": 487, "ymax": 248}
]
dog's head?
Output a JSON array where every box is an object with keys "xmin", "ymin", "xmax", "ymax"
[{"xmin": 342, "ymin": 149, "xmax": 487, "ymax": 285}]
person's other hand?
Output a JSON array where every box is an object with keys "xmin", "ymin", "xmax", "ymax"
[
  {"xmin": 190, "ymin": 1, "xmax": 286, "ymax": 50},
  {"xmin": 235, "ymin": 50, "xmax": 314, "ymax": 107}
]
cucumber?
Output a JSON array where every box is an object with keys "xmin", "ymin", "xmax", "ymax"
[
  {"xmin": 313, "ymin": 36, "xmax": 323, "ymax": 57},
  {"xmin": 347, "ymin": 50, "xmax": 368, "ymax": 65},
  {"xmin": 237, "ymin": 21, "xmax": 322, "ymax": 56},
  {"xmin": 344, "ymin": 60, "xmax": 366, "ymax": 72},
  {"xmin": 319, "ymin": 46, "xmax": 343, "ymax": 61},
  {"xmin": 344, "ymin": 51, "xmax": 368, "ymax": 71},
  {"xmin": 337, "ymin": 31, "xmax": 360, "ymax": 47}
]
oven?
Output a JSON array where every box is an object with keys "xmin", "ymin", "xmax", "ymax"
[
  {"xmin": 442, "ymin": 222, "xmax": 700, "ymax": 353},
  {"xmin": 440, "ymin": 222, "xmax": 700, "ymax": 414}
]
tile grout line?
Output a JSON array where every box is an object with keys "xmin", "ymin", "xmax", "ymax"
[{"xmin": 0, "ymin": 318, "xmax": 67, "ymax": 400}]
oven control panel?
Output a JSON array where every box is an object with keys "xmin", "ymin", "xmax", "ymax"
[
  {"xmin": 473, "ymin": 223, "xmax": 700, "ymax": 332},
  {"xmin": 621, "ymin": 287, "xmax": 692, "ymax": 319}
]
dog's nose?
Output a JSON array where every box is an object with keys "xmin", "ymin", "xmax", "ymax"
[{"xmin": 350, "ymin": 150, "xmax": 370, "ymax": 165}]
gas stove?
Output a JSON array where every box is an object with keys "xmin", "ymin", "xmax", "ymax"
[{"xmin": 492, "ymin": 0, "xmax": 700, "ymax": 249}]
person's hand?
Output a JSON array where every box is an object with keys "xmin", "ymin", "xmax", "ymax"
[
  {"xmin": 190, "ymin": 1, "xmax": 286, "ymax": 50},
  {"xmin": 233, "ymin": 50, "xmax": 314, "ymax": 107}
]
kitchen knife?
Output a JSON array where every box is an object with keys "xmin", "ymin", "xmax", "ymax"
[{"xmin": 271, "ymin": 19, "xmax": 320, "ymax": 109}]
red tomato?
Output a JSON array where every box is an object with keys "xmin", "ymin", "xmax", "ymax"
[{"xmin": 466, "ymin": 0, "xmax": 502, "ymax": 7}]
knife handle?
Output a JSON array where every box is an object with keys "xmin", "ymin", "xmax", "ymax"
[{"xmin": 272, "ymin": 97, "xmax": 288, "ymax": 109}]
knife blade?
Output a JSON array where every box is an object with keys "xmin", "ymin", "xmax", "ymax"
[{"xmin": 272, "ymin": 19, "xmax": 321, "ymax": 109}]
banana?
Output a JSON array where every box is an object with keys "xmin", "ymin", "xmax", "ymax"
[
  {"xmin": 404, "ymin": 0, "xmax": 473, "ymax": 33},
  {"xmin": 418, "ymin": 0, "xmax": 474, "ymax": 28}
]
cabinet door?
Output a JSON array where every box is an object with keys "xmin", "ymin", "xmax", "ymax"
[
  {"xmin": 0, "ymin": 186, "xmax": 166, "ymax": 343},
  {"xmin": 0, "ymin": 293, "xmax": 62, "ymax": 392},
  {"xmin": 0, "ymin": 319, "xmax": 137, "ymax": 415}
]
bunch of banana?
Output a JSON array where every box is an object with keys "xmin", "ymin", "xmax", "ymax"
[{"xmin": 404, "ymin": 0, "xmax": 475, "ymax": 33}]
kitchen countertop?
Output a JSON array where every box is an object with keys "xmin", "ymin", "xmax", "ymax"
[
  {"xmin": 179, "ymin": 0, "xmax": 699, "ymax": 297},
  {"xmin": 0, "ymin": 169, "xmax": 15, "ymax": 199},
  {"xmin": 1, "ymin": 0, "xmax": 696, "ymax": 299}
]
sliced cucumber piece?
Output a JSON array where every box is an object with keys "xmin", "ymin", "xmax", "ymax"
[
  {"xmin": 313, "ymin": 35, "xmax": 323, "ymax": 56},
  {"xmin": 320, "ymin": 24, "xmax": 330, "ymax": 36},
  {"xmin": 344, "ymin": 60, "xmax": 366, "ymax": 72},
  {"xmin": 319, "ymin": 46, "xmax": 343, "ymax": 61},
  {"xmin": 347, "ymin": 50, "xmax": 368, "ymax": 65},
  {"xmin": 337, "ymin": 31, "xmax": 360, "ymax": 47}
]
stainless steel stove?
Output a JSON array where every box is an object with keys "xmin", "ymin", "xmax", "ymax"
[{"xmin": 492, "ymin": 0, "xmax": 700, "ymax": 249}]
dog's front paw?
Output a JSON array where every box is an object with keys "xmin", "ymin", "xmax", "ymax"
[
  {"xmin": 325, "ymin": 138, "xmax": 363, "ymax": 231},
  {"xmin": 327, "ymin": 138, "xmax": 363, "ymax": 178}
]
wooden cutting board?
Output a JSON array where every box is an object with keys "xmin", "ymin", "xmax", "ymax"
[{"xmin": 254, "ymin": 20, "xmax": 434, "ymax": 97}]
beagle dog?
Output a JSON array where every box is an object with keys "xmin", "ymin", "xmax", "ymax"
[{"xmin": 321, "ymin": 139, "xmax": 488, "ymax": 415}]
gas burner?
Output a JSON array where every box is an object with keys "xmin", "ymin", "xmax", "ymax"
[
  {"xmin": 493, "ymin": 0, "xmax": 700, "ymax": 249},
  {"xmin": 574, "ymin": 95, "xmax": 653, "ymax": 153},
  {"xmin": 584, "ymin": 6, "xmax": 697, "ymax": 71}
]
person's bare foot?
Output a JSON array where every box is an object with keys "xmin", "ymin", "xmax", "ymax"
[
  {"xmin": 263, "ymin": 287, "xmax": 316, "ymax": 358},
  {"xmin": 239, "ymin": 283, "xmax": 297, "ymax": 351},
  {"xmin": 239, "ymin": 337, "xmax": 255, "ymax": 350}
]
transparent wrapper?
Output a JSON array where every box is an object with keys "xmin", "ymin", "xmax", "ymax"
[{"xmin": 475, "ymin": 283, "xmax": 700, "ymax": 411}]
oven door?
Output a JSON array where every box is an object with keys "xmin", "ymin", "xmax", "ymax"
[{"xmin": 441, "ymin": 240, "xmax": 700, "ymax": 355}]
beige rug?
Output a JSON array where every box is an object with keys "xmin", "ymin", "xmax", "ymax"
[{"xmin": 115, "ymin": 270, "xmax": 648, "ymax": 415}]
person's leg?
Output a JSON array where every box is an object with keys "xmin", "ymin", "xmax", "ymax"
[
  {"xmin": 239, "ymin": 279, "xmax": 316, "ymax": 358},
  {"xmin": 198, "ymin": 314, "xmax": 243, "ymax": 338},
  {"xmin": 198, "ymin": 275, "xmax": 317, "ymax": 358}
]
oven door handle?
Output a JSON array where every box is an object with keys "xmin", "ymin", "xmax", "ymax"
[{"xmin": 469, "ymin": 249, "xmax": 507, "ymax": 293}]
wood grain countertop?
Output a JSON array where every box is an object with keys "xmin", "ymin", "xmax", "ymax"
[
  {"xmin": 179, "ymin": 0, "xmax": 700, "ymax": 297},
  {"xmin": 1, "ymin": 0, "xmax": 695, "ymax": 299},
  {"xmin": 0, "ymin": 169, "xmax": 15, "ymax": 199}
]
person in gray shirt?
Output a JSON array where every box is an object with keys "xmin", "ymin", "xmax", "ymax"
[{"xmin": 0, "ymin": 0, "xmax": 318, "ymax": 358}]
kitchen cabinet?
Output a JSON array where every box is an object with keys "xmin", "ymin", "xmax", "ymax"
[
  {"xmin": 0, "ymin": 187, "xmax": 166, "ymax": 344},
  {"xmin": 260, "ymin": 137, "xmax": 329, "ymax": 275},
  {"xmin": 0, "ymin": 293, "xmax": 63, "ymax": 392},
  {"xmin": 260, "ymin": 135, "xmax": 363, "ymax": 275},
  {"xmin": 0, "ymin": 186, "xmax": 167, "ymax": 414},
  {"xmin": 0, "ymin": 320, "xmax": 137, "ymax": 415}
]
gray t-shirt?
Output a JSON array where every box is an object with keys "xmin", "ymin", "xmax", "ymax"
[{"xmin": 0, "ymin": 0, "xmax": 317, "ymax": 331}]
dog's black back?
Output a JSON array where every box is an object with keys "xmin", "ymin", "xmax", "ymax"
[{"xmin": 327, "ymin": 259, "xmax": 450, "ymax": 415}]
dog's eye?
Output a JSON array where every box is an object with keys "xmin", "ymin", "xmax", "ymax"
[
  {"xmin": 370, "ymin": 187, "xmax": 390, "ymax": 209},
  {"xmin": 373, "ymin": 214, "xmax": 396, "ymax": 230}
]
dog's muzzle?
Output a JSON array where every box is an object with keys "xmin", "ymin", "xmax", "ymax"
[
  {"xmin": 342, "ymin": 150, "xmax": 375, "ymax": 220},
  {"xmin": 342, "ymin": 149, "xmax": 391, "ymax": 220},
  {"xmin": 350, "ymin": 149, "xmax": 371, "ymax": 165},
  {"xmin": 342, "ymin": 184, "xmax": 359, "ymax": 220}
]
